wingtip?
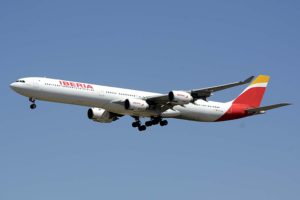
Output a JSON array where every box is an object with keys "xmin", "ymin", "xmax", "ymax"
[
  {"xmin": 282, "ymin": 103, "xmax": 292, "ymax": 106},
  {"xmin": 275, "ymin": 103, "xmax": 292, "ymax": 108},
  {"xmin": 244, "ymin": 75, "xmax": 255, "ymax": 83}
]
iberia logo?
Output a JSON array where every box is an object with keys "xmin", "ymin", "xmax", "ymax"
[{"xmin": 59, "ymin": 80, "xmax": 94, "ymax": 89}]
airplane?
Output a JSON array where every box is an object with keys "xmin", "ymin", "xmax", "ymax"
[{"xmin": 10, "ymin": 75, "xmax": 290, "ymax": 131}]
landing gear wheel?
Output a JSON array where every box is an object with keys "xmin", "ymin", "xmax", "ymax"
[
  {"xmin": 160, "ymin": 120, "xmax": 168, "ymax": 126},
  {"xmin": 132, "ymin": 121, "xmax": 140, "ymax": 128},
  {"xmin": 145, "ymin": 121, "xmax": 153, "ymax": 127},
  {"xmin": 138, "ymin": 125, "xmax": 146, "ymax": 131},
  {"xmin": 29, "ymin": 98, "xmax": 37, "ymax": 109},
  {"xmin": 30, "ymin": 104, "xmax": 37, "ymax": 109},
  {"xmin": 152, "ymin": 118, "xmax": 160, "ymax": 125}
]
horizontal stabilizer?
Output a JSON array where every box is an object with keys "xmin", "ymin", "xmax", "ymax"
[{"xmin": 246, "ymin": 103, "xmax": 291, "ymax": 115}]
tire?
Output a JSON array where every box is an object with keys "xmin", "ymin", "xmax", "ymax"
[
  {"xmin": 30, "ymin": 104, "xmax": 36, "ymax": 109},
  {"xmin": 145, "ymin": 121, "xmax": 152, "ymax": 127},
  {"xmin": 160, "ymin": 120, "xmax": 168, "ymax": 126},
  {"xmin": 152, "ymin": 118, "xmax": 160, "ymax": 125},
  {"xmin": 132, "ymin": 121, "xmax": 140, "ymax": 128},
  {"xmin": 138, "ymin": 125, "xmax": 146, "ymax": 131}
]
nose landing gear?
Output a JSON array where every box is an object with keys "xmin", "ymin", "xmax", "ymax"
[{"xmin": 29, "ymin": 98, "xmax": 37, "ymax": 109}]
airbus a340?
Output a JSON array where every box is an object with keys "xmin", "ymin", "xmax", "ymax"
[{"xmin": 10, "ymin": 75, "xmax": 290, "ymax": 131}]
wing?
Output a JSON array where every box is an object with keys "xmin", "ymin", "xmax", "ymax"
[
  {"xmin": 189, "ymin": 75, "xmax": 254, "ymax": 99},
  {"xmin": 146, "ymin": 76, "xmax": 254, "ymax": 110}
]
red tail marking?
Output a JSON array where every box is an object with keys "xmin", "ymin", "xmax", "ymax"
[
  {"xmin": 217, "ymin": 87, "xmax": 267, "ymax": 121},
  {"xmin": 233, "ymin": 87, "xmax": 266, "ymax": 108},
  {"xmin": 217, "ymin": 104, "xmax": 249, "ymax": 121}
]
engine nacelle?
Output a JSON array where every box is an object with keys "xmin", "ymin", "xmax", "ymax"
[
  {"xmin": 87, "ymin": 108, "xmax": 116, "ymax": 123},
  {"xmin": 168, "ymin": 90, "xmax": 193, "ymax": 105},
  {"xmin": 124, "ymin": 99, "xmax": 149, "ymax": 111}
]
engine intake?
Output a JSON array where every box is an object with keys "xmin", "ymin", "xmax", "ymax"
[
  {"xmin": 168, "ymin": 91, "xmax": 193, "ymax": 105},
  {"xmin": 124, "ymin": 99, "xmax": 149, "ymax": 111},
  {"xmin": 87, "ymin": 108, "xmax": 116, "ymax": 123}
]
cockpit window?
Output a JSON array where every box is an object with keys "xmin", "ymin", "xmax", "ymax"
[{"xmin": 16, "ymin": 80, "xmax": 25, "ymax": 83}]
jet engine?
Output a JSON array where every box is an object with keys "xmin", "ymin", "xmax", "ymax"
[
  {"xmin": 124, "ymin": 99, "xmax": 149, "ymax": 111},
  {"xmin": 87, "ymin": 108, "xmax": 117, "ymax": 123},
  {"xmin": 168, "ymin": 90, "xmax": 193, "ymax": 105}
]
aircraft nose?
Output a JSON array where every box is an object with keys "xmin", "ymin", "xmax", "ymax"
[{"xmin": 10, "ymin": 82, "xmax": 18, "ymax": 90}]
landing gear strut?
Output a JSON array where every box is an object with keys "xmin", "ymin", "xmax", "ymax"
[{"xmin": 29, "ymin": 97, "xmax": 37, "ymax": 109}]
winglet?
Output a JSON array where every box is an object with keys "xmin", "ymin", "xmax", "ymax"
[{"xmin": 242, "ymin": 75, "xmax": 255, "ymax": 84}]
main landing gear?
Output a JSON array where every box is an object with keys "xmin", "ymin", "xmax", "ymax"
[
  {"xmin": 29, "ymin": 97, "xmax": 37, "ymax": 109},
  {"xmin": 132, "ymin": 117, "xmax": 146, "ymax": 131},
  {"xmin": 132, "ymin": 116, "xmax": 168, "ymax": 132}
]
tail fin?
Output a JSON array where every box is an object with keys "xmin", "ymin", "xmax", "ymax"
[{"xmin": 233, "ymin": 75, "xmax": 270, "ymax": 108}]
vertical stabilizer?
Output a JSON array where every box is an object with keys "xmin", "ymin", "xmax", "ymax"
[{"xmin": 232, "ymin": 75, "xmax": 270, "ymax": 108}]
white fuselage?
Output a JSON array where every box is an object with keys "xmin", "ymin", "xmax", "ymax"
[{"xmin": 10, "ymin": 77, "xmax": 232, "ymax": 122}]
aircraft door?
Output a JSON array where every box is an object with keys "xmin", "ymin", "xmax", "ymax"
[
  {"xmin": 32, "ymin": 79, "xmax": 40, "ymax": 90},
  {"xmin": 99, "ymin": 88, "xmax": 105, "ymax": 97}
]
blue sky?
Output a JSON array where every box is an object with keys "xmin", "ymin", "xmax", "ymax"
[{"xmin": 1, "ymin": 0, "xmax": 299, "ymax": 199}]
